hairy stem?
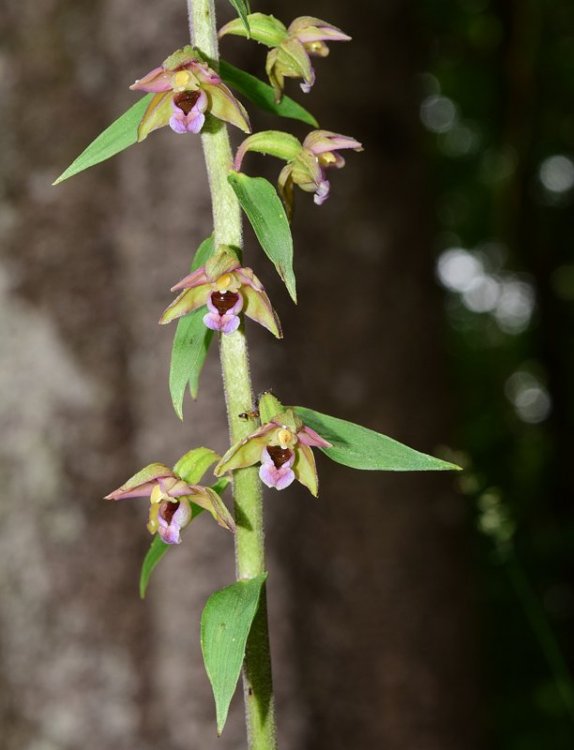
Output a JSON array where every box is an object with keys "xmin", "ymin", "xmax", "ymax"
[{"xmin": 188, "ymin": 1, "xmax": 278, "ymax": 748}]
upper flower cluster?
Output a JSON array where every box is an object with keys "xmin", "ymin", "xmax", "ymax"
[
  {"xmin": 131, "ymin": 46, "xmax": 250, "ymax": 138},
  {"xmin": 219, "ymin": 13, "xmax": 350, "ymax": 101}
]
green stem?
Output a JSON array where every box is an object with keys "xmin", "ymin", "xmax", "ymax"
[{"xmin": 188, "ymin": 1, "xmax": 278, "ymax": 748}]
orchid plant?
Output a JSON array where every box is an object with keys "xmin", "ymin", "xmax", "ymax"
[{"xmin": 55, "ymin": 1, "xmax": 460, "ymax": 747}]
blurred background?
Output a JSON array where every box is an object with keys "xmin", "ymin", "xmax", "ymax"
[{"xmin": 1, "ymin": 0, "xmax": 573, "ymax": 748}]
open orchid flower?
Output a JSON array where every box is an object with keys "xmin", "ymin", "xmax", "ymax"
[
  {"xmin": 234, "ymin": 129, "xmax": 363, "ymax": 216},
  {"xmin": 105, "ymin": 462, "xmax": 235, "ymax": 544},
  {"xmin": 214, "ymin": 395, "xmax": 332, "ymax": 497},
  {"xmin": 160, "ymin": 246, "xmax": 282, "ymax": 337},
  {"xmin": 130, "ymin": 45, "xmax": 250, "ymax": 140},
  {"xmin": 219, "ymin": 13, "xmax": 350, "ymax": 101}
]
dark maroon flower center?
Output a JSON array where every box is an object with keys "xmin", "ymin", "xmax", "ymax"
[
  {"xmin": 267, "ymin": 446, "xmax": 293, "ymax": 468},
  {"xmin": 174, "ymin": 90, "xmax": 201, "ymax": 115},
  {"xmin": 210, "ymin": 291, "xmax": 240, "ymax": 315},
  {"xmin": 161, "ymin": 501, "xmax": 180, "ymax": 524}
]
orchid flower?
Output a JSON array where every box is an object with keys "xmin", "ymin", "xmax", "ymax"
[
  {"xmin": 105, "ymin": 462, "xmax": 235, "ymax": 544},
  {"xmin": 215, "ymin": 398, "xmax": 332, "ymax": 497},
  {"xmin": 219, "ymin": 13, "xmax": 350, "ymax": 101},
  {"xmin": 234, "ymin": 129, "xmax": 363, "ymax": 216},
  {"xmin": 130, "ymin": 45, "xmax": 250, "ymax": 139},
  {"xmin": 160, "ymin": 247, "xmax": 282, "ymax": 337}
]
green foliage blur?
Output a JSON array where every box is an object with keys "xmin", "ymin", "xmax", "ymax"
[{"xmin": 420, "ymin": 0, "xmax": 574, "ymax": 746}]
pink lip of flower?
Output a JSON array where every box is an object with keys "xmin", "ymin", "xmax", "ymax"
[
  {"xmin": 214, "ymin": 412, "xmax": 332, "ymax": 496},
  {"xmin": 129, "ymin": 47, "xmax": 250, "ymax": 139},
  {"xmin": 168, "ymin": 90, "xmax": 208, "ymax": 134},
  {"xmin": 105, "ymin": 463, "xmax": 235, "ymax": 544},
  {"xmin": 202, "ymin": 290, "xmax": 244, "ymax": 334},
  {"xmin": 159, "ymin": 250, "xmax": 282, "ymax": 338}
]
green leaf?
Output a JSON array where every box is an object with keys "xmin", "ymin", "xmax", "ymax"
[
  {"xmin": 228, "ymin": 172, "xmax": 296, "ymax": 302},
  {"xmin": 139, "ymin": 478, "xmax": 230, "ymax": 599},
  {"xmin": 53, "ymin": 94, "xmax": 153, "ymax": 184},
  {"xmin": 227, "ymin": 0, "xmax": 251, "ymax": 35},
  {"xmin": 169, "ymin": 236, "xmax": 216, "ymax": 419},
  {"xmin": 139, "ymin": 536, "xmax": 169, "ymax": 599},
  {"xmin": 219, "ymin": 59, "xmax": 318, "ymax": 127},
  {"xmin": 201, "ymin": 574, "xmax": 267, "ymax": 734},
  {"xmin": 294, "ymin": 407, "xmax": 462, "ymax": 472}
]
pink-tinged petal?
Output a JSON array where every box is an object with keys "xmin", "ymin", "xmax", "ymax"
[
  {"xmin": 303, "ymin": 130, "xmax": 363, "ymax": 155},
  {"xmin": 214, "ymin": 424, "xmax": 279, "ymax": 475},
  {"xmin": 105, "ymin": 481, "xmax": 158, "ymax": 500},
  {"xmin": 241, "ymin": 285, "xmax": 282, "ymax": 338},
  {"xmin": 170, "ymin": 267, "xmax": 210, "ymax": 292},
  {"xmin": 293, "ymin": 443, "xmax": 319, "ymax": 496},
  {"xmin": 137, "ymin": 92, "xmax": 173, "ymax": 142},
  {"xmin": 105, "ymin": 463, "xmax": 174, "ymax": 500},
  {"xmin": 130, "ymin": 66, "xmax": 173, "ymax": 93},
  {"xmin": 203, "ymin": 312, "xmax": 241, "ymax": 334},
  {"xmin": 288, "ymin": 17, "xmax": 351, "ymax": 44},
  {"xmin": 159, "ymin": 285, "xmax": 211, "ymax": 325},
  {"xmin": 234, "ymin": 267, "xmax": 265, "ymax": 292},
  {"xmin": 158, "ymin": 477, "xmax": 195, "ymax": 498},
  {"xmin": 298, "ymin": 425, "xmax": 332, "ymax": 448},
  {"xmin": 190, "ymin": 60, "xmax": 222, "ymax": 86},
  {"xmin": 314, "ymin": 180, "xmax": 330, "ymax": 205}
]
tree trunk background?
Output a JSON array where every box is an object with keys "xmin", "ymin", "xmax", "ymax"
[{"xmin": 0, "ymin": 1, "xmax": 477, "ymax": 749}]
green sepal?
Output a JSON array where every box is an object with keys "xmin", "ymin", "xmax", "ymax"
[
  {"xmin": 294, "ymin": 407, "xmax": 462, "ymax": 472},
  {"xmin": 53, "ymin": 94, "xmax": 153, "ymax": 184},
  {"xmin": 258, "ymin": 392, "xmax": 284, "ymax": 423},
  {"xmin": 218, "ymin": 60, "xmax": 318, "ymax": 127},
  {"xmin": 173, "ymin": 447, "xmax": 220, "ymax": 484},
  {"xmin": 201, "ymin": 574, "xmax": 268, "ymax": 734},
  {"xmin": 228, "ymin": 172, "xmax": 296, "ymax": 302},
  {"xmin": 219, "ymin": 12, "xmax": 288, "ymax": 47},
  {"xmin": 169, "ymin": 236, "xmax": 216, "ymax": 419},
  {"xmin": 237, "ymin": 130, "xmax": 302, "ymax": 165}
]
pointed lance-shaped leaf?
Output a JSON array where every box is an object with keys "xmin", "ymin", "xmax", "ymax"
[
  {"xmin": 228, "ymin": 172, "xmax": 296, "ymax": 303},
  {"xmin": 226, "ymin": 0, "xmax": 252, "ymax": 36},
  {"xmin": 169, "ymin": 236, "xmax": 216, "ymax": 419},
  {"xmin": 201, "ymin": 574, "xmax": 268, "ymax": 734},
  {"xmin": 53, "ymin": 94, "xmax": 153, "ymax": 184},
  {"xmin": 293, "ymin": 407, "xmax": 462, "ymax": 472},
  {"xmin": 218, "ymin": 60, "xmax": 318, "ymax": 127},
  {"xmin": 219, "ymin": 12, "xmax": 288, "ymax": 47}
]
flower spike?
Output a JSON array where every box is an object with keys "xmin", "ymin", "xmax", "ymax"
[
  {"xmin": 214, "ymin": 393, "xmax": 331, "ymax": 497},
  {"xmin": 219, "ymin": 13, "xmax": 350, "ymax": 101},
  {"xmin": 131, "ymin": 45, "xmax": 250, "ymax": 140},
  {"xmin": 235, "ymin": 129, "xmax": 363, "ymax": 215},
  {"xmin": 160, "ymin": 246, "xmax": 282, "ymax": 338},
  {"xmin": 106, "ymin": 453, "xmax": 235, "ymax": 544}
]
